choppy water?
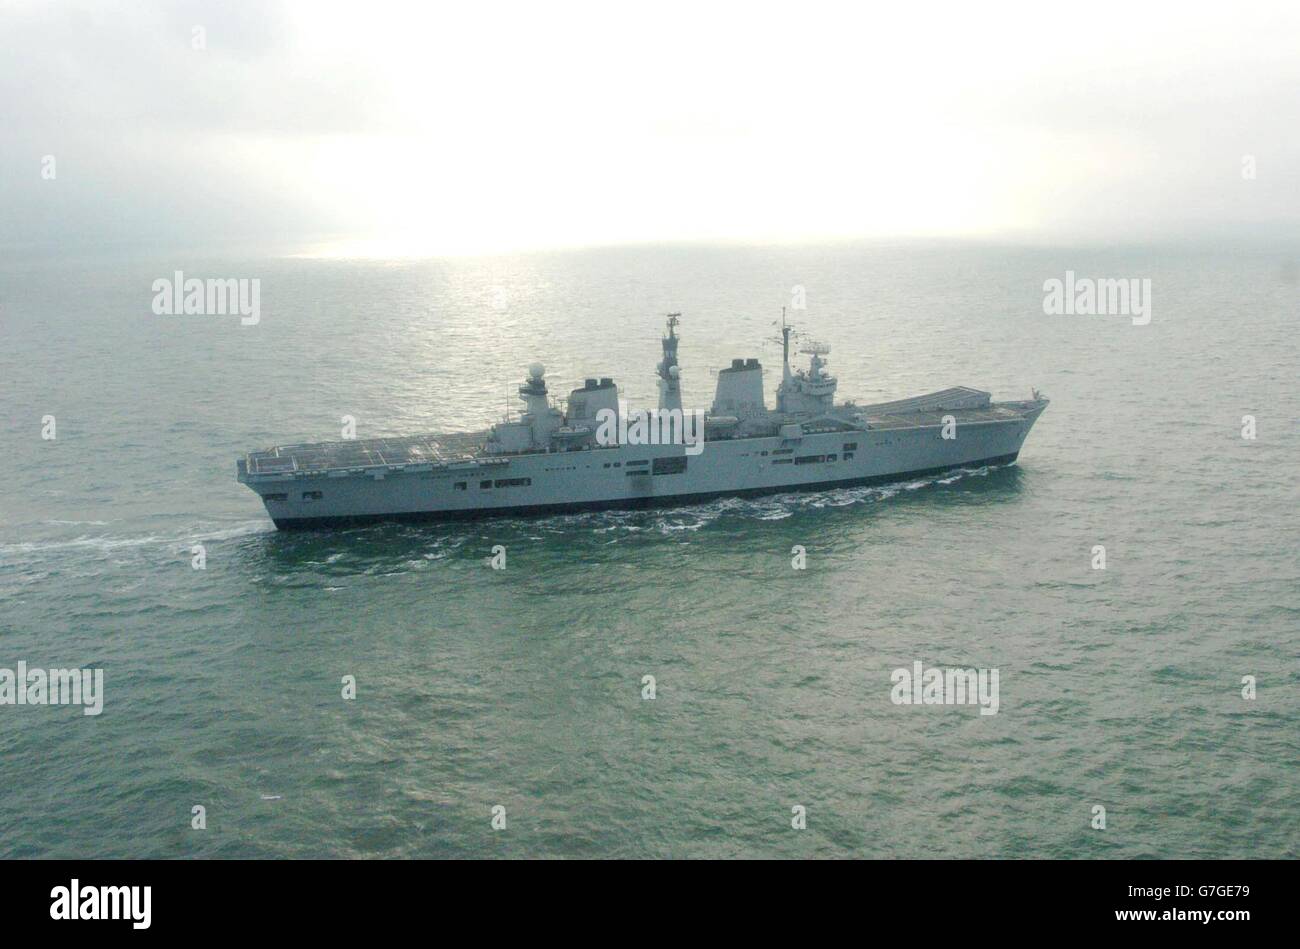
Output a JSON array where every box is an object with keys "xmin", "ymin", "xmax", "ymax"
[{"xmin": 1, "ymin": 242, "xmax": 1296, "ymax": 858}]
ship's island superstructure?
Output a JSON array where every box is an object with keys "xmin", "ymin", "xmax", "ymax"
[{"xmin": 237, "ymin": 315, "xmax": 1048, "ymax": 528}]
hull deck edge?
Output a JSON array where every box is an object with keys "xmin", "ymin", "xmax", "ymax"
[{"xmin": 268, "ymin": 452, "xmax": 1020, "ymax": 530}]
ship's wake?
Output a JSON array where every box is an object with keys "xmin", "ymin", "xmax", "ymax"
[{"xmin": 531, "ymin": 461, "xmax": 1009, "ymax": 536}]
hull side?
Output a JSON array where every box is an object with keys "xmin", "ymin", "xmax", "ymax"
[
  {"xmin": 245, "ymin": 403, "xmax": 1046, "ymax": 530},
  {"xmin": 269, "ymin": 451, "xmax": 1020, "ymax": 529}
]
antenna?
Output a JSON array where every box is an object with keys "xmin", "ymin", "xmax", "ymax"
[{"xmin": 769, "ymin": 308, "xmax": 799, "ymax": 349}]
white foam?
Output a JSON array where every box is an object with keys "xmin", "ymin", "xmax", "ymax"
[{"xmin": 0, "ymin": 520, "xmax": 270, "ymax": 557}]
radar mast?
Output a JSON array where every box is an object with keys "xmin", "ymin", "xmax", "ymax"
[{"xmin": 657, "ymin": 312, "xmax": 683, "ymax": 412}]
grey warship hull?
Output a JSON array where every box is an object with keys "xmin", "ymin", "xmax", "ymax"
[{"xmin": 238, "ymin": 387, "xmax": 1048, "ymax": 529}]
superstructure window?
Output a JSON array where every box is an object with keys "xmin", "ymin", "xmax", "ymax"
[
  {"xmin": 652, "ymin": 456, "xmax": 687, "ymax": 475},
  {"xmin": 794, "ymin": 455, "xmax": 826, "ymax": 465},
  {"xmin": 263, "ymin": 493, "xmax": 287, "ymax": 502},
  {"xmin": 454, "ymin": 482, "xmax": 467, "ymax": 491},
  {"xmin": 480, "ymin": 480, "xmax": 493, "ymax": 489},
  {"xmin": 494, "ymin": 477, "xmax": 532, "ymax": 488},
  {"xmin": 772, "ymin": 448, "xmax": 794, "ymax": 456},
  {"xmin": 843, "ymin": 442, "xmax": 858, "ymax": 452},
  {"xmin": 302, "ymin": 490, "xmax": 323, "ymax": 500}
]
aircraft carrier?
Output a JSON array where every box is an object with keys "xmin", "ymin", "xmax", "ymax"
[{"xmin": 237, "ymin": 314, "xmax": 1048, "ymax": 528}]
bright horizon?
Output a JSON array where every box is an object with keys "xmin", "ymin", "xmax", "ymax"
[{"xmin": 3, "ymin": 0, "xmax": 1299, "ymax": 258}]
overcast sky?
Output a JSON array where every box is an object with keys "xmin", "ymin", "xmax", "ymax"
[{"xmin": 3, "ymin": 0, "xmax": 1298, "ymax": 257}]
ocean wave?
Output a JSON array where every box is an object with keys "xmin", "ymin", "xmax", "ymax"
[{"xmin": 0, "ymin": 520, "xmax": 271, "ymax": 557}]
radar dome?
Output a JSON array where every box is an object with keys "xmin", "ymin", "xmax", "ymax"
[
  {"xmin": 669, "ymin": 365, "xmax": 680, "ymax": 377},
  {"xmin": 528, "ymin": 363, "xmax": 545, "ymax": 379}
]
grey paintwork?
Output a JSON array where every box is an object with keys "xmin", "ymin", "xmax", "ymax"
[{"xmin": 237, "ymin": 316, "xmax": 1047, "ymax": 528}]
